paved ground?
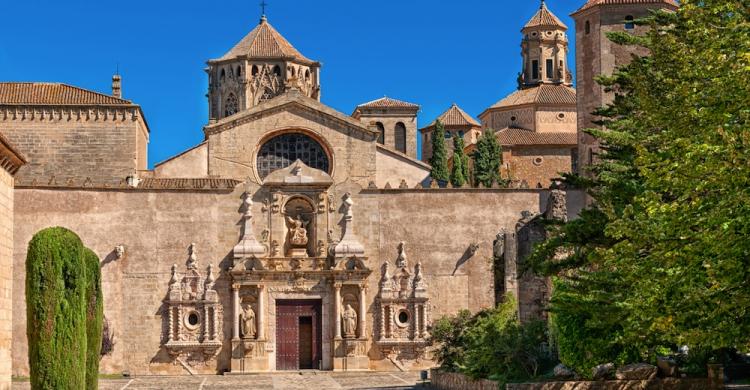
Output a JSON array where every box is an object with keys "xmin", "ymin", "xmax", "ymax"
[{"xmin": 13, "ymin": 371, "xmax": 433, "ymax": 390}]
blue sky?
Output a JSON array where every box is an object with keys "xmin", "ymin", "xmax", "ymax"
[{"xmin": 0, "ymin": 0, "xmax": 584, "ymax": 166}]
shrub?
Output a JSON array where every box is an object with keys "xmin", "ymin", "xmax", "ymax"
[
  {"xmin": 26, "ymin": 227, "xmax": 88, "ymax": 390},
  {"xmin": 83, "ymin": 248, "xmax": 103, "ymax": 390},
  {"xmin": 429, "ymin": 120, "xmax": 449, "ymax": 182}
]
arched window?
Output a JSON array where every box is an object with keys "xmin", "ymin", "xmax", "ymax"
[
  {"xmin": 395, "ymin": 122, "xmax": 407, "ymax": 153},
  {"xmin": 220, "ymin": 68, "xmax": 226, "ymax": 82},
  {"xmin": 305, "ymin": 69, "xmax": 311, "ymax": 79},
  {"xmin": 252, "ymin": 65, "xmax": 259, "ymax": 76},
  {"xmin": 625, "ymin": 15, "xmax": 635, "ymax": 30},
  {"xmin": 585, "ymin": 21, "xmax": 591, "ymax": 34},
  {"xmin": 257, "ymin": 133, "xmax": 330, "ymax": 178},
  {"xmin": 273, "ymin": 65, "xmax": 281, "ymax": 76},
  {"xmin": 376, "ymin": 122, "xmax": 385, "ymax": 145},
  {"xmin": 224, "ymin": 93, "xmax": 239, "ymax": 117},
  {"xmin": 236, "ymin": 66, "xmax": 242, "ymax": 77}
]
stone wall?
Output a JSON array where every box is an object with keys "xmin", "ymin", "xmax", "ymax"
[
  {"xmin": 0, "ymin": 108, "xmax": 144, "ymax": 186},
  {"xmin": 10, "ymin": 186, "xmax": 572, "ymax": 376},
  {"xmin": 0, "ymin": 169, "xmax": 12, "ymax": 390},
  {"xmin": 430, "ymin": 370, "xmax": 499, "ymax": 390},
  {"xmin": 507, "ymin": 147, "xmax": 574, "ymax": 189}
]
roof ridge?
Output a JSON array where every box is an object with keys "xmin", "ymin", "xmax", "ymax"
[
  {"xmin": 524, "ymin": 1, "xmax": 568, "ymax": 30},
  {"xmin": 215, "ymin": 17, "xmax": 316, "ymax": 64},
  {"xmin": 58, "ymin": 83, "xmax": 133, "ymax": 104}
]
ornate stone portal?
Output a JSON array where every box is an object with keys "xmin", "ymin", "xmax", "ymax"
[
  {"xmin": 163, "ymin": 245, "xmax": 223, "ymax": 363},
  {"xmin": 228, "ymin": 160, "xmax": 371, "ymax": 372},
  {"xmin": 375, "ymin": 242, "xmax": 431, "ymax": 363}
]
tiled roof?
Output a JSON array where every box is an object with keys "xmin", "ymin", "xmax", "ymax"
[
  {"xmin": 214, "ymin": 17, "xmax": 317, "ymax": 64},
  {"xmin": 573, "ymin": 0, "xmax": 678, "ymax": 14},
  {"xmin": 488, "ymin": 84, "xmax": 576, "ymax": 110},
  {"xmin": 425, "ymin": 104, "xmax": 480, "ymax": 129},
  {"xmin": 356, "ymin": 96, "xmax": 420, "ymax": 110},
  {"xmin": 524, "ymin": 1, "xmax": 567, "ymax": 30},
  {"xmin": 0, "ymin": 83, "xmax": 133, "ymax": 106},
  {"xmin": 137, "ymin": 178, "xmax": 242, "ymax": 190},
  {"xmin": 496, "ymin": 128, "xmax": 577, "ymax": 146}
]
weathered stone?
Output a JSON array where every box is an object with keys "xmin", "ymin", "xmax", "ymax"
[
  {"xmin": 615, "ymin": 363, "xmax": 658, "ymax": 380},
  {"xmin": 553, "ymin": 363, "xmax": 576, "ymax": 379},
  {"xmin": 657, "ymin": 356, "xmax": 679, "ymax": 377},
  {"xmin": 592, "ymin": 363, "xmax": 615, "ymax": 380}
]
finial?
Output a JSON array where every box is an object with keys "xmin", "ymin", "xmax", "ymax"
[
  {"xmin": 260, "ymin": 0, "xmax": 268, "ymax": 21},
  {"xmin": 540, "ymin": 0, "xmax": 546, "ymax": 8}
]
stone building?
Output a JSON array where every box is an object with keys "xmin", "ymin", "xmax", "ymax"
[
  {"xmin": 0, "ymin": 135, "xmax": 25, "ymax": 390},
  {"xmin": 420, "ymin": 103, "xmax": 482, "ymax": 162},
  {"xmin": 0, "ymin": 0, "xmax": 676, "ymax": 377}
]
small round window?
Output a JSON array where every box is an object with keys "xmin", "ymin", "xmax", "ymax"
[
  {"xmin": 257, "ymin": 133, "xmax": 330, "ymax": 179},
  {"xmin": 396, "ymin": 310, "xmax": 410, "ymax": 326},
  {"xmin": 533, "ymin": 157, "xmax": 544, "ymax": 166},
  {"xmin": 557, "ymin": 113, "xmax": 566, "ymax": 120},
  {"xmin": 184, "ymin": 311, "xmax": 200, "ymax": 331},
  {"xmin": 188, "ymin": 313, "xmax": 199, "ymax": 326},
  {"xmin": 511, "ymin": 116, "xmax": 517, "ymax": 122}
]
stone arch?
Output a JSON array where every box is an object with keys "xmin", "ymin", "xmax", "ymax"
[
  {"xmin": 375, "ymin": 122, "xmax": 385, "ymax": 145},
  {"xmin": 283, "ymin": 195, "xmax": 316, "ymax": 257},
  {"xmin": 253, "ymin": 128, "xmax": 335, "ymax": 182},
  {"xmin": 394, "ymin": 122, "xmax": 407, "ymax": 153}
]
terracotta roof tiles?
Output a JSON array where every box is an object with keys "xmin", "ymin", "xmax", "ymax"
[
  {"xmin": 0, "ymin": 82, "xmax": 133, "ymax": 106},
  {"xmin": 573, "ymin": 0, "xmax": 678, "ymax": 14},
  {"xmin": 524, "ymin": 1, "xmax": 568, "ymax": 30},
  {"xmin": 488, "ymin": 84, "xmax": 576, "ymax": 110},
  {"xmin": 214, "ymin": 17, "xmax": 317, "ymax": 65},
  {"xmin": 356, "ymin": 96, "xmax": 420, "ymax": 110},
  {"xmin": 425, "ymin": 104, "xmax": 480, "ymax": 129},
  {"xmin": 496, "ymin": 127, "xmax": 577, "ymax": 146},
  {"xmin": 137, "ymin": 178, "xmax": 242, "ymax": 190}
]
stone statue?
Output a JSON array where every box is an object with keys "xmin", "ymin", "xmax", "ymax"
[
  {"xmin": 187, "ymin": 243, "xmax": 197, "ymax": 270},
  {"xmin": 286, "ymin": 215, "xmax": 309, "ymax": 246},
  {"xmin": 493, "ymin": 229, "xmax": 507, "ymax": 259},
  {"xmin": 169, "ymin": 264, "xmax": 179, "ymax": 291},
  {"xmin": 396, "ymin": 242, "xmax": 407, "ymax": 268},
  {"xmin": 241, "ymin": 305, "xmax": 257, "ymax": 339},
  {"xmin": 342, "ymin": 304, "xmax": 358, "ymax": 339}
]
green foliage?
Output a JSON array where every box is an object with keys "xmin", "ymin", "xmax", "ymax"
[
  {"xmin": 529, "ymin": 0, "xmax": 750, "ymax": 375},
  {"xmin": 432, "ymin": 296, "xmax": 554, "ymax": 384},
  {"xmin": 472, "ymin": 130, "xmax": 503, "ymax": 187},
  {"xmin": 429, "ymin": 120, "xmax": 450, "ymax": 182},
  {"xmin": 26, "ymin": 227, "xmax": 88, "ymax": 390},
  {"xmin": 450, "ymin": 135, "xmax": 469, "ymax": 187},
  {"xmin": 83, "ymin": 248, "xmax": 103, "ymax": 390}
]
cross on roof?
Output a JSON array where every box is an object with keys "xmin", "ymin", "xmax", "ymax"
[{"xmin": 260, "ymin": 0, "xmax": 268, "ymax": 16}]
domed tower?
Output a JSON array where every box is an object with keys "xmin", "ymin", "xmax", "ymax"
[
  {"xmin": 206, "ymin": 15, "xmax": 321, "ymax": 122},
  {"xmin": 520, "ymin": 0, "xmax": 572, "ymax": 88}
]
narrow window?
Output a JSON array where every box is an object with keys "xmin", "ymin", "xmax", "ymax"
[
  {"xmin": 273, "ymin": 65, "xmax": 281, "ymax": 76},
  {"xmin": 625, "ymin": 16, "xmax": 635, "ymax": 30},
  {"xmin": 395, "ymin": 122, "xmax": 407, "ymax": 153},
  {"xmin": 236, "ymin": 66, "xmax": 242, "ymax": 77},
  {"xmin": 252, "ymin": 65, "xmax": 259, "ymax": 76},
  {"xmin": 220, "ymin": 68, "xmax": 226, "ymax": 82},
  {"xmin": 546, "ymin": 59, "xmax": 554, "ymax": 79},
  {"xmin": 376, "ymin": 122, "xmax": 385, "ymax": 145},
  {"xmin": 585, "ymin": 21, "xmax": 591, "ymax": 34},
  {"xmin": 532, "ymin": 60, "xmax": 539, "ymax": 79}
]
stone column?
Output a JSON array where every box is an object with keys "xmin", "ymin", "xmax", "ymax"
[
  {"xmin": 167, "ymin": 307, "xmax": 174, "ymax": 342},
  {"xmin": 232, "ymin": 284, "xmax": 240, "ymax": 340},
  {"xmin": 358, "ymin": 284, "xmax": 366, "ymax": 339},
  {"xmin": 334, "ymin": 282, "xmax": 342, "ymax": 339},
  {"xmin": 258, "ymin": 285, "xmax": 266, "ymax": 340}
]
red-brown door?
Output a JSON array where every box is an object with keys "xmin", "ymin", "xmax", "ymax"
[{"xmin": 275, "ymin": 300, "xmax": 322, "ymax": 370}]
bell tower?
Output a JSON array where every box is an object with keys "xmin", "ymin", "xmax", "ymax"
[{"xmin": 520, "ymin": 1, "xmax": 572, "ymax": 88}]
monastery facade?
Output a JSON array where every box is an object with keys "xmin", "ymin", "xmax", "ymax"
[{"xmin": 0, "ymin": 0, "xmax": 677, "ymax": 382}]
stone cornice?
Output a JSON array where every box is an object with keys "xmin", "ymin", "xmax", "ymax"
[{"xmin": 0, "ymin": 104, "xmax": 150, "ymax": 133}]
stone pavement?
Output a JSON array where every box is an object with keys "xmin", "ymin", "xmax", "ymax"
[{"xmin": 12, "ymin": 371, "xmax": 433, "ymax": 390}]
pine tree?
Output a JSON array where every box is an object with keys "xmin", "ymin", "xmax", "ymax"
[
  {"xmin": 472, "ymin": 130, "xmax": 502, "ymax": 187},
  {"xmin": 84, "ymin": 248, "xmax": 103, "ymax": 390},
  {"xmin": 26, "ymin": 227, "xmax": 87, "ymax": 390},
  {"xmin": 429, "ymin": 120, "xmax": 449, "ymax": 182},
  {"xmin": 450, "ymin": 135, "xmax": 468, "ymax": 187}
]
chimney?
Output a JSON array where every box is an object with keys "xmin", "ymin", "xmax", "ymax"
[{"xmin": 112, "ymin": 74, "xmax": 122, "ymax": 98}]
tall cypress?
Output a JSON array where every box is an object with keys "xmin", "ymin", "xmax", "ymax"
[
  {"xmin": 472, "ymin": 130, "xmax": 503, "ymax": 187},
  {"xmin": 450, "ymin": 135, "xmax": 468, "ymax": 187},
  {"xmin": 429, "ymin": 120, "xmax": 450, "ymax": 182},
  {"xmin": 26, "ymin": 227, "xmax": 87, "ymax": 390},
  {"xmin": 83, "ymin": 248, "xmax": 103, "ymax": 390}
]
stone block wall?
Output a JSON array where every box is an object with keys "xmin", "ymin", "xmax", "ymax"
[
  {"xmin": 506, "ymin": 147, "xmax": 574, "ymax": 188},
  {"xmin": 0, "ymin": 108, "xmax": 144, "ymax": 186},
  {"xmin": 430, "ymin": 370, "xmax": 499, "ymax": 390},
  {"xmin": 0, "ymin": 169, "xmax": 13, "ymax": 390}
]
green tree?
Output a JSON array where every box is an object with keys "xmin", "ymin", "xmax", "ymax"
[
  {"xmin": 26, "ymin": 227, "xmax": 88, "ymax": 390},
  {"xmin": 429, "ymin": 120, "xmax": 450, "ymax": 182},
  {"xmin": 472, "ymin": 130, "xmax": 503, "ymax": 187},
  {"xmin": 450, "ymin": 135, "xmax": 469, "ymax": 187},
  {"xmin": 528, "ymin": 0, "xmax": 750, "ymax": 374},
  {"xmin": 83, "ymin": 248, "xmax": 103, "ymax": 390}
]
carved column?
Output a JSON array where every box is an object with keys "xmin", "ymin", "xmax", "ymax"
[
  {"xmin": 414, "ymin": 304, "xmax": 421, "ymax": 340},
  {"xmin": 168, "ymin": 307, "xmax": 175, "ymax": 342},
  {"xmin": 334, "ymin": 282, "xmax": 342, "ymax": 339},
  {"xmin": 358, "ymin": 284, "xmax": 366, "ymax": 339},
  {"xmin": 212, "ymin": 307, "xmax": 218, "ymax": 341},
  {"xmin": 378, "ymin": 304, "xmax": 385, "ymax": 341},
  {"xmin": 258, "ymin": 285, "xmax": 266, "ymax": 340},
  {"xmin": 232, "ymin": 284, "xmax": 240, "ymax": 340},
  {"xmin": 386, "ymin": 305, "xmax": 392, "ymax": 339}
]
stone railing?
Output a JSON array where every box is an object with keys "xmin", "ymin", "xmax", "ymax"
[{"xmin": 430, "ymin": 369, "xmax": 500, "ymax": 390}]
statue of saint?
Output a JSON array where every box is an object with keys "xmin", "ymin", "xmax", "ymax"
[
  {"xmin": 286, "ymin": 215, "xmax": 309, "ymax": 246},
  {"xmin": 241, "ymin": 305, "xmax": 257, "ymax": 339},
  {"xmin": 342, "ymin": 304, "xmax": 358, "ymax": 339}
]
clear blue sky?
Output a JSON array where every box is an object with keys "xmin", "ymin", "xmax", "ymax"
[{"xmin": 0, "ymin": 0, "xmax": 583, "ymax": 166}]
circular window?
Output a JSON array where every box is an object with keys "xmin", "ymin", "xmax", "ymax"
[
  {"xmin": 511, "ymin": 116, "xmax": 517, "ymax": 122},
  {"xmin": 257, "ymin": 133, "xmax": 330, "ymax": 179},
  {"xmin": 533, "ymin": 157, "xmax": 544, "ymax": 166},
  {"xmin": 396, "ymin": 310, "xmax": 410, "ymax": 327},
  {"xmin": 184, "ymin": 311, "xmax": 201, "ymax": 331},
  {"xmin": 557, "ymin": 113, "xmax": 566, "ymax": 120}
]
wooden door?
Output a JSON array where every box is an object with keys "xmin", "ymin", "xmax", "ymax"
[{"xmin": 275, "ymin": 300, "xmax": 322, "ymax": 370}]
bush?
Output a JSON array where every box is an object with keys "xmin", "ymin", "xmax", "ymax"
[
  {"xmin": 83, "ymin": 248, "xmax": 103, "ymax": 390},
  {"xmin": 26, "ymin": 227, "xmax": 88, "ymax": 390},
  {"xmin": 432, "ymin": 295, "xmax": 555, "ymax": 384}
]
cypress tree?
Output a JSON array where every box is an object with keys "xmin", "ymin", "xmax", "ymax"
[
  {"xmin": 450, "ymin": 135, "xmax": 468, "ymax": 187},
  {"xmin": 472, "ymin": 130, "xmax": 503, "ymax": 187},
  {"xmin": 83, "ymin": 248, "xmax": 103, "ymax": 390},
  {"xmin": 26, "ymin": 227, "xmax": 87, "ymax": 390},
  {"xmin": 429, "ymin": 120, "xmax": 449, "ymax": 182}
]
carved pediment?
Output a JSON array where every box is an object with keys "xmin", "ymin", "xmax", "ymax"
[{"xmin": 262, "ymin": 159, "xmax": 333, "ymax": 187}]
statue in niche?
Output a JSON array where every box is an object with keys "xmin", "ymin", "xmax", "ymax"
[
  {"xmin": 286, "ymin": 215, "xmax": 309, "ymax": 246},
  {"xmin": 241, "ymin": 304, "xmax": 257, "ymax": 340},
  {"xmin": 342, "ymin": 304, "xmax": 358, "ymax": 339},
  {"xmin": 396, "ymin": 242, "xmax": 407, "ymax": 268},
  {"xmin": 187, "ymin": 243, "xmax": 197, "ymax": 270}
]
